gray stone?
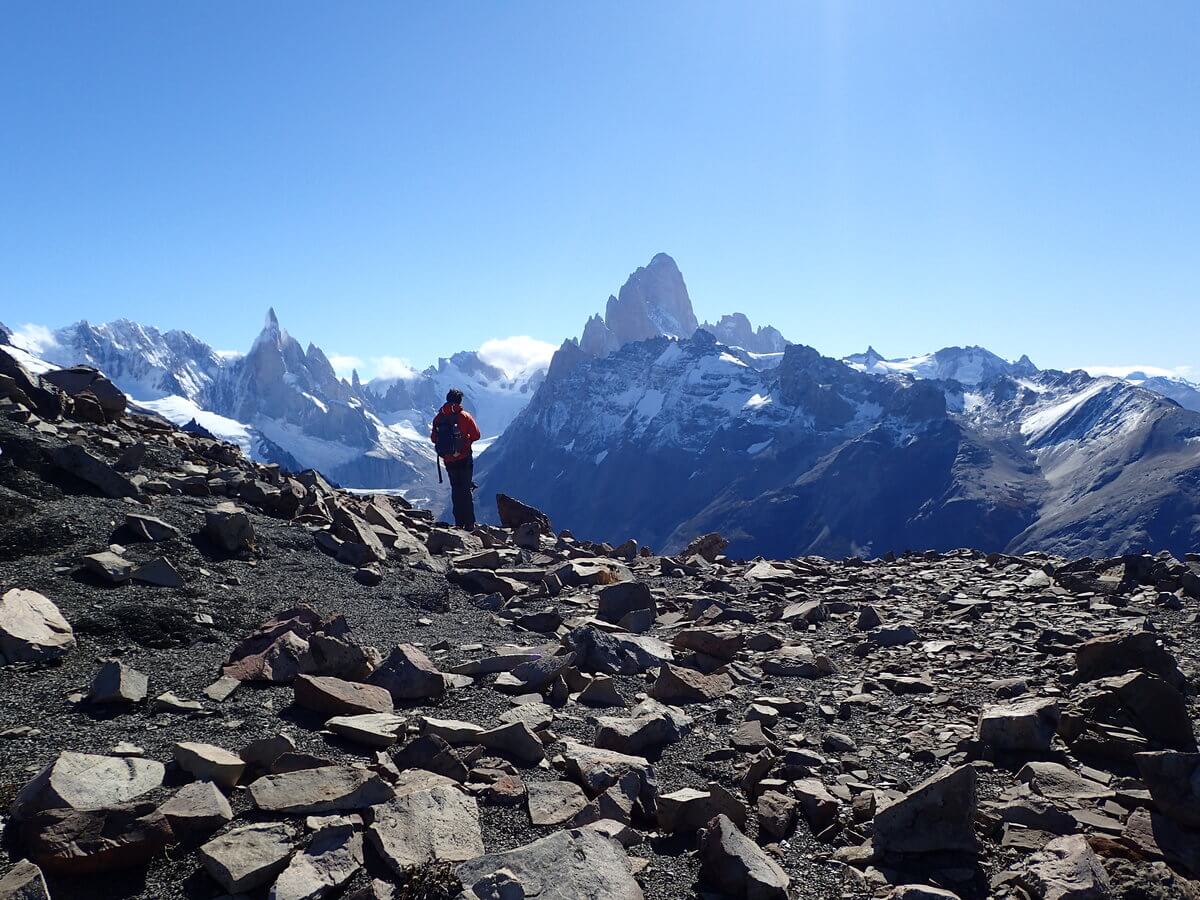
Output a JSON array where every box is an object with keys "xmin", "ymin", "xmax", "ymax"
[
  {"xmin": 22, "ymin": 802, "xmax": 173, "ymax": 874},
  {"xmin": 367, "ymin": 644, "xmax": 446, "ymax": 702},
  {"xmin": 249, "ymin": 766, "xmax": 395, "ymax": 814},
  {"xmin": 326, "ymin": 713, "xmax": 406, "ymax": 748},
  {"xmin": 649, "ymin": 663, "xmax": 732, "ymax": 703},
  {"xmin": 10, "ymin": 752, "xmax": 165, "ymax": 821},
  {"xmin": 200, "ymin": 822, "xmax": 296, "ymax": 893},
  {"xmin": 978, "ymin": 697, "xmax": 1061, "ymax": 752},
  {"xmin": 657, "ymin": 785, "xmax": 746, "ymax": 833},
  {"xmin": 0, "ymin": 589, "xmax": 75, "ymax": 665},
  {"xmin": 173, "ymin": 741, "xmax": 246, "ymax": 789},
  {"xmin": 241, "ymin": 734, "xmax": 297, "ymax": 770},
  {"xmin": 269, "ymin": 823, "xmax": 364, "ymax": 900},
  {"xmin": 1021, "ymin": 834, "xmax": 1112, "ymax": 899},
  {"xmin": 125, "ymin": 513, "xmax": 179, "ymax": 542},
  {"xmin": 1018, "ymin": 762, "xmax": 1114, "ymax": 802},
  {"xmin": 476, "ymin": 722, "xmax": 545, "ymax": 765},
  {"xmin": 698, "ymin": 814, "xmax": 790, "ymax": 899},
  {"xmin": 157, "ymin": 780, "xmax": 233, "ymax": 834},
  {"xmin": 131, "ymin": 557, "xmax": 184, "ymax": 588},
  {"xmin": 88, "ymin": 659, "xmax": 149, "ymax": 704},
  {"xmin": 0, "ymin": 860, "xmax": 49, "ymax": 899},
  {"xmin": 368, "ymin": 783, "xmax": 484, "ymax": 872},
  {"xmin": 873, "ymin": 764, "xmax": 978, "ymax": 855},
  {"xmin": 294, "ymin": 674, "xmax": 394, "ymax": 717},
  {"xmin": 1135, "ymin": 751, "xmax": 1200, "ymax": 828},
  {"xmin": 203, "ymin": 502, "xmax": 255, "ymax": 552},
  {"xmin": 50, "ymin": 444, "xmax": 139, "ymax": 498},
  {"xmin": 526, "ymin": 780, "xmax": 588, "ymax": 826},
  {"xmin": 81, "ymin": 551, "xmax": 133, "ymax": 584},
  {"xmin": 456, "ymin": 828, "xmax": 642, "ymax": 900},
  {"xmin": 596, "ymin": 581, "xmax": 656, "ymax": 624}
]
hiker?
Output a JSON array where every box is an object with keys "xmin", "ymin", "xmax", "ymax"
[{"xmin": 431, "ymin": 388, "xmax": 481, "ymax": 528}]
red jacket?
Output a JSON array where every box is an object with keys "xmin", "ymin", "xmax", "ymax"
[{"xmin": 431, "ymin": 403, "xmax": 480, "ymax": 463}]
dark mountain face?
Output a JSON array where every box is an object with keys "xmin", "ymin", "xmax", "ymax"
[{"xmin": 476, "ymin": 332, "xmax": 1200, "ymax": 560}]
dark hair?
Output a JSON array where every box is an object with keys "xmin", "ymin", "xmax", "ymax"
[{"xmin": 446, "ymin": 388, "xmax": 464, "ymax": 405}]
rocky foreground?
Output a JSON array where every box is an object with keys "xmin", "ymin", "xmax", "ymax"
[{"xmin": 3, "ymin": 353, "xmax": 1200, "ymax": 900}]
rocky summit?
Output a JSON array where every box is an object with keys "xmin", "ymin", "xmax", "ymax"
[{"xmin": 3, "ymin": 347, "xmax": 1200, "ymax": 900}]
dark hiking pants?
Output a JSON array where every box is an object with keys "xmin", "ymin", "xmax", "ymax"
[{"xmin": 445, "ymin": 455, "xmax": 476, "ymax": 528}]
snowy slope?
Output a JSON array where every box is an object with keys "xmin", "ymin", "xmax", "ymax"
[{"xmin": 477, "ymin": 330, "xmax": 1200, "ymax": 559}]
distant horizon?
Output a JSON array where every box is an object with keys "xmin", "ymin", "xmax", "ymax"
[{"xmin": 7, "ymin": 287, "xmax": 1193, "ymax": 387}]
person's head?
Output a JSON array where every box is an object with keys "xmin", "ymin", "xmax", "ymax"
[{"xmin": 446, "ymin": 388, "xmax": 464, "ymax": 406}]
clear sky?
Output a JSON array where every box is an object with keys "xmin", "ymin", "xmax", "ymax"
[{"xmin": 2, "ymin": 2, "xmax": 1197, "ymax": 379}]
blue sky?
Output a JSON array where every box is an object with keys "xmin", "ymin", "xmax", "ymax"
[{"xmin": 2, "ymin": 2, "xmax": 1197, "ymax": 379}]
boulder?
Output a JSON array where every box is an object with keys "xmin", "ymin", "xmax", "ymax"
[
  {"xmin": 596, "ymin": 581, "xmax": 656, "ymax": 624},
  {"xmin": 125, "ymin": 513, "xmax": 179, "ymax": 542},
  {"xmin": 698, "ymin": 814, "xmax": 790, "ymax": 899},
  {"xmin": 294, "ymin": 674, "xmax": 394, "ymax": 717},
  {"xmin": 368, "ymin": 784, "xmax": 484, "ymax": 872},
  {"xmin": 649, "ymin": 663, "xmax": 732, "ymax": 704},
  {"xmin": 326, "ymin": 713, "xmax": 407, "ymax": 749},
  {"xmin": 1135, "ymin": 751, "xmax": 1200, "ymax": 828},
  {"xmin": 1020, "ymin": 834, "xmax": 1112, "ymax": 899},
  {"xmin": 173, "ymin": 742, "xmax": 246, "ymax": 789},
  {"xmin": 270, "ymin": 822, "xmax": 364, "ymax": 900},
  {"xmin": 200, "ymin": 822, "xmax": 296, "ymax": 893},
  {"xmin": 595, "ymin": 702, "xmax": 690, "ymax": 756},
  {"xmin": 680, "ymin": 532, "xmax": 728, "ymax": 562},
  {"xmin": 50, "ymin": 444, "xmax": 139, "ymax": 498},
  {"xmin": 873, "ymin": 764, "xmax": 978, "ymax": 855},
  {"xmin": 456, "ymin": 828, "xmax": 642, "ymax": 900},
  {"xmin": 794, "ymin": 777, "xmax": 840, "ymax": 833},
  {"xmin": 657, "ymin": 785, "xmax": 746, "ymax": 833},
  {"xmin": 81, "ymin": 551, "xmax": 133, "ymax": 584},
  {"xmin": 157, "ymin": 780, "xmax": 233, "ymax": 834},
  {"xmin": 0, "ymin": 860, "xmax": 49, "ymax": 899},
  {"xmin": 130, "ymin": 557, "xmax": 184, "ymax": 588},
  {"xmin": 203, "ymin": 502, "xmax": 255, "ymax": 553},
  {"xmin": 1075, "ymin": 631, "xmax": 1186, "ymax": 688},
  {"xmin": 526, "ymin": 780, "xmax": 588, "ymax": 826},
  {"xmin": 41, "ymin": 366, "xmax": 126, "ymax": 418},
  {"xmin": 0, "ymin": 589, "xmax": 76, "ymax": 665},
  {"xmin": 87, "ymin": 659, "xmax": 148, "ymax": 705},
  {"xmin": 249, "ymin": 766, "xmax": 394, "ymax": 815},
  {"xmin": 22, "ymin": 802, "xmax": 173, "ymax": 874},
  {"xmin": 367, "ymin": 644, "xmax": 446, "ymax": 702},
  {"xmin": 566, "ymin": 626, "xmax": 671, "ymax": 676},
  {"xmin": 977, "ymin": 697, "xmax": 1061, "ymax": 752},
  {"xmin": 495, "ymin": 494, "xmax": 553, "ymax": 533},
  {"xmin": 10, "ymin": 752, "xmax": 165, "ymax": 821}
]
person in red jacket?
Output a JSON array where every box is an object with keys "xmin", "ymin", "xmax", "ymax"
[{"xmin": 431, "ymin": 388, "xmax": 481, "ymax": 528}]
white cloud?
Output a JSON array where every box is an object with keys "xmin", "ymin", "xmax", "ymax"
[
  {"xmin": 1085, "ymin": 364, "xmax": 1195, "ymax": 382},
  {"xmin": 327, "ymin": 354, "xmax": 363, "ymax": 378},
  {"xmin": 477, "ymin": 335, "xmax": 557, "ymax": 378},
  {"xmin": 371, "ymin": 356, "xmax": 420, "ymax": 381},
  {"xmin": 9, "ymin": 323, "xmax": 60, "ymax": 355}
]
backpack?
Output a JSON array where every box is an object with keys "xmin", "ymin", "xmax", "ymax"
[{"xmin": 433, "ymin": 409, "xmax": 463, "ymax": 458}]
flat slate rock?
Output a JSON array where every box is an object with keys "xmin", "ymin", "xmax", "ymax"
[
  {"xmin": 10, "ymin": 752, "xmax": 165, "ymax": 821},
  {"xmin": 526, "ymin": 780, "xmax": 589, "ymax": 826},
  {"xmin": 368, "ymin": 783, "xmax": 484, "ymax": 873},
  {"xmin": 248, "ymin": 766, "xmax": 394, "ymax": 815},
  {"xmin": 456, "ymin": 827, "xmax": 643, "ymax": 900},
  {"xmin": 200, "ymin": 821, "xmax": 296, "ymax": 893}
]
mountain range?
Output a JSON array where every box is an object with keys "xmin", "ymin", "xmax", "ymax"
[{"xmin": 4, "ymin": 252, "xmax": 1198, "ymax": 558}]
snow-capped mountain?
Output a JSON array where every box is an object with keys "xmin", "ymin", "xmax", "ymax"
[
  {"xmin": 1119, "ymin": 371, "xmax": 1200, "ymax": 412},
  {"xmin": 476, "ymin": 330, "xmax": 1200, "ymax": 558},
  {"xmin": 366, "ymin": 351, "xmax": 544, "ymax": 453},
  {"xmin": 1, "ymin": 312, "xmax": 547, "ymax": 504},
  {"xmin": 843, "ymin": 345, "xmax": 1038, "ymax": 385},
  {"xmin": 572, "ymin": 252, "xmax": 788, "ymax": 360}
]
